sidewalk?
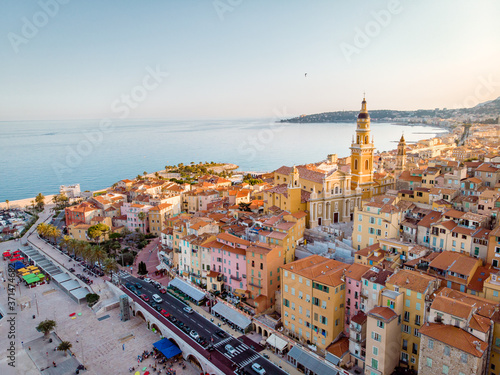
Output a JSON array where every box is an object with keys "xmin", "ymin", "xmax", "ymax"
[{"xmin": 127, "ymin": 238, "xmax": 172, "ymax": 286}]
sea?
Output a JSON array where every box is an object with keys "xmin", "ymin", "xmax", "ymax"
[{"xmin": 0, "ymin": 119, "xmax": 447, "ymax": 202}]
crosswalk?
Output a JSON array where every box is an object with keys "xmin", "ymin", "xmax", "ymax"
[
  {"xmin": 223, "ymin": 343, "xmax": 250, "ymax": 358},
  {"xmin": 238, "ymin": 353, "xmax": 260, "ymax": 367},
  {"xmin": 214, "ymin": 337, "xmax": 233, "ymax": 348}
]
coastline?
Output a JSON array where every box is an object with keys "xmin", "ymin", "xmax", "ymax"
[{"xmin": 0, "ymin": 195, "xmax": 56, "ymax": 210}]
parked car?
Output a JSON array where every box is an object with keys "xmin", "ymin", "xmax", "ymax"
[
  {"xmin": 135, "ymin": 282, "xmax": 142, "ymax": 289},
  {"xmin": 141, "ymin": 294, "xmax": 150, "ymax": 302},
  {"xmin": 125, "ymin": 282, "xmax": 132, "ymax": 289},
  {"xmin": 161, "ymin": 309, "xmax": 170, "ymax": 318},
  {"xmin": 159, "ymin": 288, "xmax": 167, "ymax": 294},
  {"xmin": 144, "ymin": 278, "xmax": 152, "ymax": 283},
  {"xmin": 251, "ymin": 363, "xmax": 266, "ymax": 375},
  {"xmin": 190, "ymin": 330, "xmax": 199, "ymax": 340},
  {"xmin": 183, "ymin": 306, "xmax": 193, "ymax": 314},
  {"xmin": 152, "ymin": 294, "xmax": 163, "ymax": 303},
  {"xmin": 129, "ymin": 285, "xmax": 137, "ymax": 293},
  {"xmin": 225, "ymin": 344, "xmax": 237, "ymax": 355}
]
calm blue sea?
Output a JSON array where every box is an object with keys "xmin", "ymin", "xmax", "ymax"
[{"xmin": 0, "ymin": 119, "xmax": 446, "ymax": 201}]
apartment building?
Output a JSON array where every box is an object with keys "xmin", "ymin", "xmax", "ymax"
[
  {"xmin": 385, "ymin": 269, "xmax": 441, "ymax": 369},
  {"xmin": 281, "ymin": 255, "xmax": 347, "ymax": 351}
]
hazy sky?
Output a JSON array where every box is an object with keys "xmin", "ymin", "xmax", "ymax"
[{"xmin": 1, "ymin": 0, "xmax": 500, "ymax": 120}]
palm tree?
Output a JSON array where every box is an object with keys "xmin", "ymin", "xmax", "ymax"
[
  {"xmin": 5, "ymin": 200, "xmax": 9, "ymax": 210},
  {"xmin": 37, "ymin": 223, "xmax": 49, "ymax": 238},
  {"xmin": 36, "ymin": 319, "xmax": 56, "ymax": 340},
  {"xmin": 102, "ymin": 257, "xmax": 118, "ymax": 279},
  {"xmin": 35, "ymin": 193, "xmax": 45, "ymax": 211},
  {"xmin": 57, "ymin": 341, "xmax": 72, "ymax": 356},
  {"xmin": 59, "ymin": 235, "xmax": 71, "ymax": 252},
  {"xmin": 46, "ymin": 225, "xmax": 61, "ymax": 244},
  {"xmin": 67, "ymin": 239, "xmax": 80, "ymax": 256}
]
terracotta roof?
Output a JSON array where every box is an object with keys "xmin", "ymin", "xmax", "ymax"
[
  {"xmin": 281, "ymin": 255, "xmax": 346, "ymax": 287},
  {"xmin": 417, "ymin": 211, "xmax": 443, "ymax": 228},
  {"xmin": 437, "ymin": 288, "xmax": 498, "ymax": 319},
  {"xmin": 431, "ymin": 295, "xmax": 473, "ymax": 319},
  {"xmin": 217, "ymin": 232, "xmax": 250, "ymax": 246},
  {"xmin": 467, "ymin": 266, "xmax": 493, "ymax": 292},
  {"xmin": 386, "ymin": 269, "xmax": 437, "ymax": 293},
  {"xmin": 429, "ymin": 251, "xmax": 480, "ymax": 276},
  {"xmin": 419, "ymin": 323, "xmax": 488, "ymax": 357},
  {"xmin": 368, "ymin": 306, "xmax": 398, "ymax": 321},
  {"xmin": 326, "ymin": 337, "xmax": 350, "ymax": 359},
  {"xmin": 351, "ymin": 311, "xmax": 367, "ymax": 325},
  {"xmin": 345, "ymin": 263, "xmax": 371, "ymax": 281},
  {"xmin": 469, "ymin": 314, "xmax": 491, "ymax": 333}
]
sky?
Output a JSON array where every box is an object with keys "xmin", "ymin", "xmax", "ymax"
[{"xmin": 1, "ymin": 0, "xmax": 500, "ymax": 121}]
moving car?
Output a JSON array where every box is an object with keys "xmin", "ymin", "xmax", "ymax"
[
  {"xmin": 159, "ymin": 288, "xmax": 167, "ymax": 294},
  {"xmin": 251, "ymin": 363, "xmax": 266, "ymax": 375},
  {"xmin": 152, "ymin": 294, "xmax": 163, "ymax": 303},
  {"xmin": 225, "ymin": 344, "xmax": 237, "ymax": 355},
  {"xmin": 135, "ymin": 282, "xmax": 142, "ymax": 289},
  {"xmin": 183, "ymin": 306, "xmax": 193, "ymax": 314},
  {"xmin": 160, "ymin": 309, "xmax": 170, "ymax": 318},
  {"xmin": 189, "ymin": 330, "xmax": 199, "ymax": 340}
]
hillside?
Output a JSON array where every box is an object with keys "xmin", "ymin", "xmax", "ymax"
[{"xmin": 280, "ymin": 97, "xmax": 500, "ymax": 124}]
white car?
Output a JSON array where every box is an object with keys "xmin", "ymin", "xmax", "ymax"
[
  {"xmin": 144, "ymin": 278, "xmax": 152, "ymax": 283},
  {"xmin": 183, "ymin": 306, "xmax": 193, "ymax": 314},
  {"xmin": 189, "ymin": 330, "xmax": 199, "ymax": 340},
  {"xmin": 152, "ymin": 294, "xmax": 163, "ymax": 303},
  {"xmin": 225, "ymin": 344, "xmax": 237, "ymax": 355},
  {"xmin": 251, "ymin": 363, "xmax": 266, "ymax": 375}
]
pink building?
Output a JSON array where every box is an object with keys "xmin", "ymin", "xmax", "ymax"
[
  {"xmin": 208, "ymin": 233, "xmax": 250, "ymax": 293},
  {"xmin": 121, "ymin": 203, "xmax": 152, "ymax": 234},
  {"xmin": 344, "ymin": 263, "xmax": 371, "ymax": 335}
]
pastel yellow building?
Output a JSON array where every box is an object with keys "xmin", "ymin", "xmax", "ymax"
[
  {"xmin": 385, "ymin": 269, "xmax": 440, "ymax": 370},
  {"xmin": 281, "ymin": 255, "xmax": 346, "ymax": 351}
]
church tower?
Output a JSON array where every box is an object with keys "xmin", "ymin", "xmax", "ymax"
[
  {"xmin": 395, "ymin": 133, "xmax": 407, "ymax": 176},
  {"xmin": 350, "ymin": 97, "xmax": 375, "ymax": 199}
]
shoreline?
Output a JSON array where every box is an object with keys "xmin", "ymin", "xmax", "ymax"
[{"xmin": 0, "ymin": 123, "xmax": 451, "ymax": 205}]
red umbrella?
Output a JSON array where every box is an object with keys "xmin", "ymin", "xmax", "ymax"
[
  {"xmin": 3, "ymin": 251, "xmax": 11, "ymax": 256},
  {"xmin": 144, "ymin": 372, "xmax": 150, "ymax": 375},
  {"xmin": 13, "ymin": 250, "xmax": 21, "ymax": 254}
]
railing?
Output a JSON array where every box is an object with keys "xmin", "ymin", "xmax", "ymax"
[
  {"xmin": 230, "ymin": 275, "xmax": 242, "ymax": 281},
  {"xmin": 249, "ymin": 282, "xmax": 262, "ymax": 288}
]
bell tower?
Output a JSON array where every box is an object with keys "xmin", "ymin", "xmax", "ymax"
[
  {"xmin": 395, "ymin": 133, "xmax": 407, "ymax": 176},
  {"xmin": 350, "ymin": 97, "xmax": 375, "ymax": 199}
]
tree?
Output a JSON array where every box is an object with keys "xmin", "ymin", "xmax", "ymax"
[
  {"xmin": 137, "ymin": 211, "xmax": 146, "ymax": 233},
  {"xmin": 138, "ymin": 261, "xmax": 148, "ymax": 275},
  {"xmin": 102, "ymin": 257, "xmax": 118, "ymax": 278},
  {"xmin": 87, "ymin": 223, "xmax": 110, "ymax": 243},
  {"xmin": 36, "ymin": 319, "xmax": 56, "ymax": 339},
  {"xmin": 143, "ymin": 171, "xmax": 147, "ymax": 176},
  {"xmin": 35, "ymin": 193, "xmax": 45, "ymax": 211},
  {"xmin": 37, "ymin": 222, "xmax": 49, "ymax": 237},
  {"xmin": 59, "ymin": 235, "xmax": 72, "ymax": 252},
  {"xmin": 57, "ymin": 341, "xmax": 72, "ymax": 356},
  {"xmin": 5, "ymin": 200, "xmax": 9, "ymax": 210},
  {"xmin": 86, "ymin": 293, "xmax": 100, "ymax": 307}
]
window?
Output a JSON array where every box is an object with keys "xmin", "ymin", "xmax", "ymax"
[
  {"xmin": 414, "ymin": 328, "xmax": 420, "ymax": 337},
  {"xmin": 371, "ymin": 332, "xmax": 381, "ymax": 342},
  {"xmin": 428, "ymin": 339, "xmax": 434, "ymax": 349},
  {"xmin": 461, "ymin": 353, "xmax": 468, "ymax": 364},
  {"xmin": 412, "ymin": 343, "xmax": 418, "ymax": 355},
  {"xmin": 404, "ymin": 311, "xmax": 410, "ymax": 322},
  {"xmin": 442, "ymin": 365, "xmax": 449, "ymax": 374},
  {"xmin": 377, "ymin": 321, "xmax": 384, "ymax": 329},
  {"xmin": 444, "ymin": 346, "xmax": 450, "ymax": 356},
  {"xmin": 402, "ymin": 339, "xmax": 408, "ymax": 351},
  {"xmin": 373, "ymin": 346, "xmax": 378, "ymax": 356},
  {"xmin": 371, "ymin": 359, "xmax": 378, "ymax": 370},
  {"xmin": 402, "ymin": 324, "xmax": 410, "ymax": 333},
  {"xmin": 426, "ymin": 357, "xmax": 432, "ymax": 367}
]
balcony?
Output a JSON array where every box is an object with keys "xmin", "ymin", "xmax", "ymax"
[
  {"xmin": 350, "ymin": 323, "xmax": 362, "ymax": 332},
  {"xmin": 249, "ymin": 282, "xmax": 262, "ymax": 289},
  {"xmin": 230, "ymin": 275, "xmax": 242, "ymax": 282}
]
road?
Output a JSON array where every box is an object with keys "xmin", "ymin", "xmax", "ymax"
[{"xmin": 121, "ymin": 274, "xmax": 288, "ymax": 375}]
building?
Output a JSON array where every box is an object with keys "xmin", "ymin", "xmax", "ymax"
[
  {"xmin": 364, "ymin": 307, "xmax": 401, "ymax": 375},
  {"xmin": 65, "ymin": 201, "xmax": 101, "ymax": 226},
  {"xmin": 281, "ymin": 255, "xmax": 347, "ymax": 351},
  {"xmin": 394, "ymin": 134, "xmax": 407, "ymax": 177},
  {"xmin": 344, "ymin": 263, "xmax": 371, "ymax": 335},
  {"xmin": 148, "ymin": 203, "xmax": 173, "ymax": 236},
  {"xmin": 350, "ymin": 97, "xmax": 375, "ymax": 199},
  {"xmin": 385, "ymin": 269, "xmax": 441, "ymax": 369},
  {"xmin": 418, "ymin": 323, "xmax": 488, "ymax": 375},
  {"xmin": 352, "ymin": 195, "xmax": 413, "ymax": 250}
]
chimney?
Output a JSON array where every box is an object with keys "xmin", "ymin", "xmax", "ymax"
[{"xmin": 406, "ymin": 278, "xmax": 410, "ymax": 284}]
